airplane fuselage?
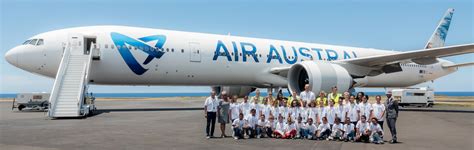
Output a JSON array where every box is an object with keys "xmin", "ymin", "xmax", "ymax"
[{"xmin": 6, "ymin": 26, "xmax": 457, "ymax": 88}]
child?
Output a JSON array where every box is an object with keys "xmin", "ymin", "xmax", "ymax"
[
  {"xmin": 244, "ymin": 109, "xmax": 258, "ymax": 138},
  {"xmin": 343, "ymin": 118, "xmax": 355, "ymax": 142},
  {"xmin": 316, "ymin": 117, "xmax": 331, "ymax": 140},
  {"xmin": 355, "ymin": 115, "xmax": 371, "ymax": 143},
  {"xmin": 329, "ymin": 117, "xmax": 344, "ymax": 141},
  {"xmin": 295, "ymin": 116, "xmax": 305, "ymax": 139},
  {"xmin": 303, "ymin": 118, "xmax": 317, "ymax": 140},
  {"xmin": 232, "ymin": 113, "xmax": 246, "ymax": 140},
  {"xmin": 283, "ymin": 117, "xmax": 297, "ymax": 139},
  {"xmin": 370, "ymin": 118, "xmax": 384, "ymax": 144},
  {"xmin": 264, "ymin": 115, "xmax": 276, "ymax": 138},
  {"xmin": 273, "ymin": 114, "xmax": 286, "ymax": 138},
  {"xmin": 256, "ymin": 114, "xmax": 266, "ymax": 138}
]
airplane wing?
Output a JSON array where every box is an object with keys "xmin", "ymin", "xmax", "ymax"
[
  {"xmin": 338, "ymin": 43, "xmax": 474, "ymax": 67},
  {"xmin": 442, "ymin": 61, "xmax": 474, "ymax": 68}
]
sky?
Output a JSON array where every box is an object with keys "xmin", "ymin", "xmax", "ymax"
[{"xmin": 0, "ymin": 0, "xmax": 473, "ymax": 93}]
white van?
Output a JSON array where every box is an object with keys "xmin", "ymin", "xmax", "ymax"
[
  {"xmin": 12, "ymin": 93, "xmax": 50, "ymax": 111},
  {"xmin": 391, "ymin": 88, "xmax": 434, "ymax": 107}
]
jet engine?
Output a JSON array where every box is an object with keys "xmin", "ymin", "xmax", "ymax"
[{"xmin": 288, "ymin": 61, "xmax": 353, "ymax": 95}]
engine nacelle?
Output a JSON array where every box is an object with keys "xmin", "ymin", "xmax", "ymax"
[
  {"xmin": 211, "ymin": 86, "xmax": 256, "ymax": 98},
  {"xmin": 288, "ymin": 61, "xmax": 353, "ymax": 95}
]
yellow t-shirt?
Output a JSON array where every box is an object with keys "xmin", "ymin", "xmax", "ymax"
[{"xmin": 316, "ymin": 97, "xmax": 327, "ymax": 106}]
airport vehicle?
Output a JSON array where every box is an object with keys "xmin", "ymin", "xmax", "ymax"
[
  {"xmin": 4, "ymin": 8, "xmax": 474, "ymax": 118},
  {"xmin": 392, "ymin": 88, "xmax": 435, "ymax": 107},
  {"xmin": 12, "ymin": 93, "xmax": 50, "ymax": 111}
]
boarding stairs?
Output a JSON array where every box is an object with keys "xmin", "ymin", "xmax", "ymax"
[{"xmin": 48, "ymin": 36, "xmax": 98, "ymax": 118}]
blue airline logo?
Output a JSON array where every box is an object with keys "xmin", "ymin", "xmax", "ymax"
[
  {"xmin": 111, "ymin": 32, "xmax": 166, "ymax": 75},
  {"xmin": 212, "ymin": 40, "xmax": 358, "ymax": 64}
]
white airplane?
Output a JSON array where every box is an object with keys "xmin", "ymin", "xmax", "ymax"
[{"xmin": 4, "ymin": 8, "xmax": 474, "ymax": 98}]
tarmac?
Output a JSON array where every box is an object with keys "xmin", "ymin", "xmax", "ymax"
[{"xmin": 0, "ymin": 98, "xmax": 473, "ymax": 150}]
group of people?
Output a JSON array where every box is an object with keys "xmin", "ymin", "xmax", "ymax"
[{"xmin": 204, "ymin": 84, "xmax": 399, "ymax": 144}]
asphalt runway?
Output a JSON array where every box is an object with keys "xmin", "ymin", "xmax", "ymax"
[{"xmin": 0, "ymin": 99, "xmax": 473, "ymax": 150}]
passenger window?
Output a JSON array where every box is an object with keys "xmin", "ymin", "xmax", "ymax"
[
  {"xmin": 112, "ymin": 45, "xmax": 115, "ymax": 49},
  {"xmin": 105, "ymin": 44, "xmax": 108, "ymax": 48},
  {"xmin": 181, "ymin": 49, "xmax": 184, "ymax": 53},
  {"xmin": 36, "ymin": 39, "xmax": 44, "ymax": 45},
  {"xmin": 23, "ymin": 40, "xmax": 31, "ymax": 45},
  {"xmin": 29, "ymin": 39, "xmax": 38, "ymax": 45}
]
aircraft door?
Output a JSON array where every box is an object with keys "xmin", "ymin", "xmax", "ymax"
[
  {"xmin": 68, "ymin": 33, "xmax": 85, "ymax": 55},
  {"xmin": 189, "ymin": 42, "xmax": 201, "ymax": 62}
]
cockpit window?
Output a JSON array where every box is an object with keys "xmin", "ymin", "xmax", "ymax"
[
  {"xmin": 23, "ymin": 40, "xmax": 31, "ymax": 45},
  {"xmin": 29, "ymin": 39, "xmax": 38, "ymax": 45},
  {"xmin": 37, "ymin": 39, "xmax": 44, "ymax": 45}
]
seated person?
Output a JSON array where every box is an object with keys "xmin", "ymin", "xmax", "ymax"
[
  {"xmin": 316, "ymin": 117, "xmax": 332, "ymax": 140},
  {"xmin": 303, "ymin": 118, "xmax": 317, "ymax": 140},
  {"xmin": 329, "ymin": 117, "xmax": 344, "ymax": 141},
  {"xmin": 232, "ymin": 113, "xmax": 246, "ymax": 140},
  {"xmin": 256, "ymin": 114, "xmax": 266, "ymax": 138},
  {"xmin": 355, "ymin": 115, "xmax": 371, "ymax": 143},
  {"xmin": 273, "ymin": 114, "xmax": 286, "ymax": 139},
  {"xmin": 244, "ymin": 109, "xmax": 258, "ymax": 138},
  {"xmin": 343, "ymin": 118, "xmax": 355, "ymax": 142},
  {"xmin": 264, "ymin": 115, "xmax": 276, "ymax": 138},
  {"xmin": 283, "ymin": 117, "xmax": 297, "ymax": 139},
  {"xmin": 369, "ymin": 118, "xmax": 384, "ymax": 144},
  {"xmin": 295, "ymin": 116, "xmax": 305, "ymax": 139}
]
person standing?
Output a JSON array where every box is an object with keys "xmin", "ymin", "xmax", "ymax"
[
  {"xmin": 217, "ymin": 91, "xmax": 231, "ymax": 138},
  {"xmin": 386, "ymin": 90, "xmax": 399, "ymax": 143},
  {"xmin": 300, "ymin": 84, "xmax": 316, "ymax": 107},
  {"xmin": 204, "ymin": 90, "xmax": 219, "ymax": 138},
  {"xmin": 328, "ymin": 86, "xmax": 342, "ymax": 106},
  {"xmin": 251, "ymin": 89, "xmax": 264, "ymax": 104},
  {"xmin": 372, "ymin": 95, "xmax": 386, "ymax": 129}
]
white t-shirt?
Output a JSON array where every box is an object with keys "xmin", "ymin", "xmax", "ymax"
[
  {"xmin": 275, "ymin": 121, "xmax": 286, "ymax": 131},
  {"xmin": 317, "ymin": 122, "xmax": 331, "ymax": 133},
  {"xmin": 305, "ymin": 123, "xmax": 317, "ymax": 133},
  {"xmin": 324, "ymin": 106, "xmax": 337, "ymax": 125},
  {"xmin": 358, "ymin": 102, "xmax": 372, "ymax": 120},
  {"xmin": 240, "ymin": 102, "xmax": 251, "ymax": 116},
  {"xmin": 261, "ymin": 104, "xmax": 272, "ymax": 121},
  {"xmin": 332, "ymin": 123, "xmax": 344, "ymax": 133},
  {"xmin": 356, "ymin": 121, "xmax": 370, "ymax": 134},
  {"xmin": 290, "ymin": 107, "xmax": 300, "ymax": 117},
  {"xmin": 246, "ymin": 115, "xmax": 258, "ymax": 128},
  {"xmin": 307, "ymin": 107, "xmax": 318, "ymax": 121},
  {"xmin": 257, "ymin": 119, "xmax": 266, "ymax": 127},
  {"xmin": 336, "ymin": 105, "xmax": 348, "ymax": 122},
  {"xmin": 343, "ymin": 123, "xmax": 355, "ymax": 133},
  {"xmin": 300, "ymin": 91, "xmax": 316, "ymax": 104},
  {"xmin": 372, "ymin": 103, "xmax": 386, "ymax": 121},
  {"xmin": 284, "ymin": 123, "xmax": 297, "ymax": 132},
  {"xmin": 232, "ymin": 119, "xmax": 246, "ymax": 128},
  {"xmin": 347, "ymin": 103, "xmax": 360, "ymax": 122},
  {"xmin": 265, "ymin": 120, "xmax": 276, "ymax": 129},
  {"xmin": 250, "ymin": 103, "xmax": 261, "ymax": 117},
  {"xmin": 230, "ymin": 103, "xmax": 240, "ymax": 120},
  {"xmin": 204, "ymin": 96, "xmax": 218, "ymax": 112},
  {"xmin": 317, "ymin": 106, "xmax": 325, "ymax": 123},
  {"xmin": 370, "ymin": 123, "xmax": 383, "ymax": 136},
  {"xmin": 271, "ymin": 106, "xmax": 281, "ymax": 119},
  {"xmin": 299, "ymin": 107, "xmax": 309, "ymax": 123},
  {"xmin": 296, "ymin": 122, "xmax": 305, "ymax": 131},
  {"xmin": 279, "ymin": 106, "xmax": 288, "ymax": 120}
]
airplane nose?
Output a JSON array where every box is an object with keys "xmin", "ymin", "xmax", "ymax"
[{"xmin": 5, "ymin": 47, "xmax": 20, "ymax": 67}]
